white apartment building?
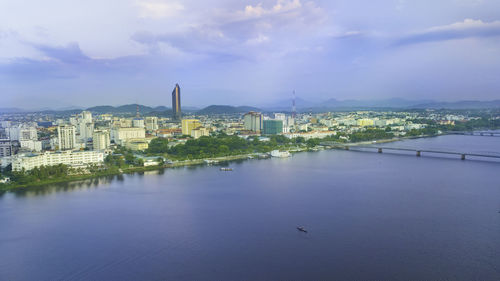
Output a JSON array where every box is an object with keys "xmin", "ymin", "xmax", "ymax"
[
  {"xmin": 81, "ymin": 111, "xmax": 93, "ymax": 123},
  {"xmin": 12, "ymin": 150, "xmax": 104, "ymax": 171},
  {"xmin": 92, "ymin": 130, "xmax": 110, "ymax": 151},
  {"xmin": 145, "ymin": 117, "xmax": 159, "ymax": 131},
  {"xmin": 110, "ymin": 127, "xmax": 146, "ymax": 145},
  {"xmin": 19, "ymin": 140, "xmax": 42, "ymax": 152},
  {"xmin": 7, "ymin": 125, "xmax": 38, "ymax": 141},
  {"xmin": 132, "ymin": 118, "xmax": 145, "ymax": 128},
  {"xmin": 79, "ymin": 122, "xmax": 94, "ymax": 141},
  {"xmin": 58, "ymin": 125, "xmax": 76, "ymax": 150}
]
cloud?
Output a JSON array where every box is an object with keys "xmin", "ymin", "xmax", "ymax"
[
  {"xmin": 31, "ymin": 42, "xmax": 90, "ymax": 64},
  {"xmin": 131, "ymin": 0, "xmax": 327, "ymax": 60},
  {"xmin": 395, "ymin": 19, "xmax": 500, "ymax": 45},
  {"xmin": 136, "ymin": 1, "xmax": 184, "ymax": 19}
]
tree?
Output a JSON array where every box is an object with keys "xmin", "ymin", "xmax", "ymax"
[{"xmin": 147, "ymin": 138, "xmax": 169, "ymax": 154}]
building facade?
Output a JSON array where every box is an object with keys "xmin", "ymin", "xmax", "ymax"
[
  {"xmin": 57, "ymin": 125, "xmax": 76, "ymax": 150},
  {"xmin": 110, "ymin": 127, "xmax": 146, "ymax": 145},
  {"xmin": 243, "ymin": 112, "xmax": 263, "ymax": 132},
  {"xmin": 12, "ymin": 150, "xmax": 104, "ymax": 171},
  {"xmin": 0, "ymin": 139, "xmax": 13, "ymax": 157},
  {"xmin": 182, "ymin": 119, "xmax": 201, "ymax": 135},
  {"xmin": 172, "ymin": 83, "xmax": 181, "ymax": 120},
  {"xmin": 92, "ymin": 130, "xmax": 110, "ymax": 151},
  {"xmin": 263, "ymin": 120, "xmax": 283, "ymax": 135},
  {"xmin": 191, "ymin": 127, "xmax": 210, "ymax": 139},
  {"xmin": 145, "ymin": 117, "xmax": 159, "ymax": 131}
]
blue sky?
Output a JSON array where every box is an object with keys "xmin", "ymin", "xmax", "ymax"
[{"xmin": 1, "ymin": 0, "xmax": 500, "ymax": 109}]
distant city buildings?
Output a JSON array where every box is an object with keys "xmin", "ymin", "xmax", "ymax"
[{"xmin": 172, "ymin": 84, "xmax": 181, "ymax": 120}]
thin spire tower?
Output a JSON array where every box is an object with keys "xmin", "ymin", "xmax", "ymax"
[{"xmin": 292, "ymin": 90, "xmax": 296, "ymax": 118}]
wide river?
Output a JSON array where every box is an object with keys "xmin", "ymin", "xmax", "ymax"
[{"xmin": 1, "ymin": 134, "xmax": 500, "ymax": 280}]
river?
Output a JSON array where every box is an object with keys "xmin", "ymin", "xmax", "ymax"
[{"xmin": 1, "ymin": 134, "xmax": 499, "ymax": 280}]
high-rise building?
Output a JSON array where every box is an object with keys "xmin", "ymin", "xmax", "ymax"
[
  {"xmin": 79, "ymin": 122, "xmax": 94, "ymax": 141},
  {"xmin": 263, "ymin": 120, "xmax": 283, "ymax": 135},
  {"xmin": 243, "ymin": 112, "xmax": 263, "ymax": 132},
  {"xmin": 92, "ymin": 130, "xmax": 110, "ymax": 151},
  {"xmin": 57, "ymin": 125, "xmax": 76, "ymax": 150},
  {"xmin": 172, "ymin": 83, "xmax": 181, "ymax": 120},
  {"xmin": 0, "ymin": 139, "xmax": 13, "ymax": 157},
  {"xmin": 181, "ymin": 119, "xmax": 201, "ymax": 135},
  {"xmin": 145, "ymin": 117, "xmax": 159, "ymax": 131},
  {"xmin": 81, "ymin": 111, "xmax": 93, "ymax": 123}
]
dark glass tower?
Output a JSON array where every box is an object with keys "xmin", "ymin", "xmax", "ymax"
[{"xmin": 172, "ymin": 83, "xmax": 181, "ymax": 120}]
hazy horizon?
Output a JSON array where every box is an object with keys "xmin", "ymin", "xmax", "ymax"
[{"xmin": 2, "ymin": 0, "xmax": 500, "ymax": 108}]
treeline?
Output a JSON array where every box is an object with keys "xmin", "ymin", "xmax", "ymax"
[
  {"xmin": 145, "ymin": 134, "xmax": 319, "ymax": 160},
  {"xmin": 3, "ymin": 164, "xmax": 72, "ymax": 185},
  {"xmin": 442, "ymin": 118, "xmax": 500, "ymax": 131}
]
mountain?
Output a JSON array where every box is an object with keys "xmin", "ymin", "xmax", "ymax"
[
  {"xmin": 86, "ymin": 104, "xmax": 165, "ymax": 114},
  {"xmin": 411, "ymin": 100, "xmax": 500, "ymax": 109},
  {"xmin": 197, "ymin": 105, "xmax": 262, "ymax": 115},
  {"xmin": 320, "ymin": 98, "xmax": 437, "ymax": 109},
  {"xmin": 0, "ymin": 108, "xmax": 25, "ymax": 113},
  {"xmin": 261, "ymin": 97, "xmax": 317, "ymax": 110}
]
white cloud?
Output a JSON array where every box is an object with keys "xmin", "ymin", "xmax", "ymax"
[
  {"xmin": 136, "ymin": 1, "xmax": 184, "ymax": 19},
  {"xmin": 428, "ymin": 18, "xmax": 500, "ymax": 32}
]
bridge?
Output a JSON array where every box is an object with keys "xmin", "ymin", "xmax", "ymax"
[
  {"xmin": 319, "ymin": 142, "xmax": 500, "ymax": 161},
  {"xmin": 446, "ymin": 131, "xmax": 500, "ymax": 137}
]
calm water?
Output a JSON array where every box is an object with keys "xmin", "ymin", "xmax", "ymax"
[{"xmin": 1, "ymin": 135, "xmax": 500, "ymax": 280}]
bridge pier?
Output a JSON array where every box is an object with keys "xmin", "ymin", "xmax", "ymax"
[
  {"xmin": 461, "ymin": 154, "xmax": 466, "ymax": 160},
  {"xmin": 378, "ymin": 148, "xmax": 383, "ymax": 153},
  {"xmin": 416, "ymin": 151, "xmax": 421, "ymax": 157}
]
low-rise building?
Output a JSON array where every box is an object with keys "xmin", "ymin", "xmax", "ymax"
[
  {"xmin": 124, "ymin": 139, "xmax": 149, "ymax": 151},
  {"xmin": 12, "ymin": 150, "xmax": 104, "ymax": 171},
  {"xmin": 191, "ymin": 127, "xmax": 210, "ymax": 139},
  {"xmin": 111, "ymin": 127, "xmax": 146, "ymax": 145},
  {"xmin": 182, "ymin": 119, "xmax": 201, "ymax": 135}
]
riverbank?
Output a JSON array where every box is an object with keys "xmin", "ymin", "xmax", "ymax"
[{"xmin": 0, "ymin": 134, "xmax": 441, "ymax": 192}]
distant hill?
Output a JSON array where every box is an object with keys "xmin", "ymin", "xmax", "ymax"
[
  {"xmin": 410, "ymin": 100, "xmax": 500, "ymax": 109},
  {"xmin": 0, "ymin": 108, "xmax": 25, "ymax": 113},
  {"xmin": 197, "ymin": 105, "xmax": 262, "ymax": 115},
  {"xmin": 84, "ymin": 104, "xmax": 175, "ymax": 114}
]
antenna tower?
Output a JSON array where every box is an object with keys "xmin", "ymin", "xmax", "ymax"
[{"xmin": 292, "ymin": 90, "xmax": 296, "ymax": 118}]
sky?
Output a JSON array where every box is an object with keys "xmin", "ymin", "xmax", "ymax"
[{"xmin": 1, "ymin": 0, "xmax": 500, "ymax": 109}]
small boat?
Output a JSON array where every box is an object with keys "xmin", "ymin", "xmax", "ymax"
[
  {"xmin": 220, "ymin": 167, "xmax": 233, "ymax": 171},
  {"xmin": 297, "ymin": 226, "xmax": 308, "ymax": 233}
]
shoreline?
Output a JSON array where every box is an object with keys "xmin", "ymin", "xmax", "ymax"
[{"xmin": 0, "ymin": 133, "xmax": 445, "ymax": 192}]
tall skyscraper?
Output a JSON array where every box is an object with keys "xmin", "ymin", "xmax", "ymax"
[{"xmin": 172, "ymin": 83, "xmax": 181, "ymax": 120}]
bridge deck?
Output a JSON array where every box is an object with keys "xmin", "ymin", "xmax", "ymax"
[{"xmin": 320, "ymin": 142, "xmax": 500, "ymax": 160}]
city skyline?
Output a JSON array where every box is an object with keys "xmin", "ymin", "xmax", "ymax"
[{"xmin": 2, "ymin": 0, "xmax": 500, "ymax": 109}]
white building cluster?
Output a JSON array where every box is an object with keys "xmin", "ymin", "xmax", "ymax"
[{"xmin": 11, "ymin": 150, "xmax": 104, "ymax": 171}]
